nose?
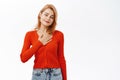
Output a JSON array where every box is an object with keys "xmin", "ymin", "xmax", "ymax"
[{"xmin": 46, "ymin": 16, "xmax": 50, "ymax": 20}]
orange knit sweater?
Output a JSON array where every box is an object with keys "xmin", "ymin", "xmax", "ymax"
[{"xmin": 20, "ymin": 30, "xmax": 67, "ymax": 80}]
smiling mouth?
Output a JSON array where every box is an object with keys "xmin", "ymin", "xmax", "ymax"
[{"xmin": 45, "ymin": 21, "xmax": 50, "ymax": 23}]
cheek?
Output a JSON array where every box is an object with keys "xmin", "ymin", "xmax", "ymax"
[
  {"xmin": 40, "ymin": 14, "xmax": 45, "ymax": 19},
  {"xmin": 40, "ymin": 15, "xmax": 45, "ymax": 20},
  {"xmin": 49, "ymin": 21, "xmax": 54, "ymax": 25},
  {"xmin": 40, "ymin": 16, "xmax": 45, "ymax": 22},
  {"xmin": 50, "ymin": 19, "xmax": 54, "ymax": 23}
]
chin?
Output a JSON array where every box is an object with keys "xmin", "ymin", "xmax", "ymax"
[
  {"xmin": 44, "ymin": 24, "xmax": 51, "ymax": 27},
  {"xmin": 43, "ymin": 24, "xmax": 50, "ymax": 27}
]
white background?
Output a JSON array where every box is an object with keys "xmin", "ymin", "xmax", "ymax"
[{"xmin": 0, "ymin": 0, "xmax": 120, "ymax": 80}]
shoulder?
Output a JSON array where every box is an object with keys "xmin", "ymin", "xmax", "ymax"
[
  {"xmin": 24, "ymin": 30, "xmax": 36, "ymax": 38},
  {"xmin": 26, "ymin": 30, "xmax": 36, "ymax": 34},
  {"xmin": 54, "ymin": 30, "xmax": 64, "ymax": 41},
  {"xmin": 25, "ymin": 30, "xmax": 36, "ymax": 35},
  {"xmin": 54, "ymin": 30, "xmax": 64, "ymax": 36}
]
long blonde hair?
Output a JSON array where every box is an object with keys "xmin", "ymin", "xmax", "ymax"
[{"xmin": 35, "ymin": 4, "xmax": 58, "ymax": 33}]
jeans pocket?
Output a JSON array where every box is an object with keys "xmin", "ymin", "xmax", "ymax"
[
  {"xmin": 33, "ymin": 69, "xmax": 42, "ymax": 76},
  {"xmin": 53, "ymin": 68, "xmax": 61, "ymax": 76},
  {"xmin": 52, "ymin": 69, "xmax": 63, "ymax": 80}
]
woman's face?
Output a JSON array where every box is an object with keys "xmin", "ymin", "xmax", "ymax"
[{"xmin": 40, "ymin": 8, "xmax": 54, "ymax": 27}]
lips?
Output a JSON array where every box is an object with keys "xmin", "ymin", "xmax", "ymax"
[{"xmin": 45, "ymin": 21, "xmax": 50, "ymax": 23}]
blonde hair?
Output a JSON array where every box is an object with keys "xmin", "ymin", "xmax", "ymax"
[{"xmin": 35, "ymin": 4, "xmax": 58, "ymax": 33}]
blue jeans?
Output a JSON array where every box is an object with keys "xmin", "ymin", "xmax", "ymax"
[{"xmin": 32, "ymin": 68, "xmax": 63, "ymax": 80}]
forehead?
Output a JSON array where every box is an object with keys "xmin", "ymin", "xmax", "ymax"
[{"xmin": 42, "ymin": 8, "xmax": 54, "ymax": 15}]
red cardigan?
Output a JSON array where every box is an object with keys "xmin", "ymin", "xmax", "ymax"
[{"xmin": 20, "ymin": 30, "xmax": 67, "ymax": 80}]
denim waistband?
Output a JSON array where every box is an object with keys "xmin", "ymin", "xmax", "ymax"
[{"xmin": 32, "ymin": 68, "xmax": 62, "ymax": 80}]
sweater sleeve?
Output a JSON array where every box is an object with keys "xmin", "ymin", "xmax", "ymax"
[
  {"xmin": 57, "ymin": 32, "xmax": 67, "ymax": 80},
  {"xmin": 20, "ymin": 31, "xmax": 43, "ymax": 63}
]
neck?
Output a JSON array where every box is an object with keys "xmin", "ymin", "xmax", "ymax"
[{"xmin": 39, "ymin": 25, "xmax": 47, "ymax": 32}]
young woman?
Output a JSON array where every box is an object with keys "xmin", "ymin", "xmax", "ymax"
[{"xmin": 20, "ymin": 4, "xmax": 67, "ymax": 80}]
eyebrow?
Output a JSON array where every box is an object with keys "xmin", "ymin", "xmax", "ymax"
[{"xmin": 44, "ymin": 12, "xmax": 54, "ymax": 16}]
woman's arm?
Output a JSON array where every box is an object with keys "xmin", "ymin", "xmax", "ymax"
[
  {"xmin": 57, "ymin": 31, "xmax": 67, "ymax": 80},
  {"xmin": 20, "ymin": 31, "xmax": 43, "ymax": 63}
]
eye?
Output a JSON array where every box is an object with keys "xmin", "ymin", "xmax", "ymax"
[
  {"xmin": 44, "ymin": 13, "xmax": 48, "ymax": 16},
  {"xmin": 50, "ymin": 15, "xmax": 54, "ymax": 19}
]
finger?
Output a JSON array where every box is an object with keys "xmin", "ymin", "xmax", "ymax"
[
  {"xmin": 48, "ymin": 35, "xmax": 52, "ymax": 40},
  {"xmin": 47, "ymin": 39, "xmax": 52, "ymax": 43},
  {"xmin": 40, "ymin": 34, "xmax": 43, "ymax": 38},
  {"xmin": 44, "ymin": 29, "xmax": 47, "ymax": 33}
]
